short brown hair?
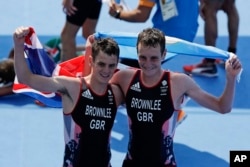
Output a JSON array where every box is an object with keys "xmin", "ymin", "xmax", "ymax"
[{"xmin": 0, "ymin": 59, "xmax": 15, "ymax": 84}]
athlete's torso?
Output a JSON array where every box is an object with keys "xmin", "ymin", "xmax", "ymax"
[
  {"xmin": 123, "ymin": 70, "xmax": 178, "ymax": 167},
  {"xmin": 63, "ymin": 82, "xmax": 117, "ymax": 167}
]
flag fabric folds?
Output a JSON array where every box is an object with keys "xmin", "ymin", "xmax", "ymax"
[
  {"xmin": 13, "ymin": 27, "xmax": 74, "ymax": 108},
  {"xmin": 95, "ymin": 31, "xmax": 230, "ymax": 60},
  {"xmin": 13, "ymin": 28, "xmax": 231, "ymax": 108}
]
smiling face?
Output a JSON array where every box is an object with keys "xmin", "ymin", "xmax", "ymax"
[
  {"xmin": 91, "ymin": 51, "xmax": 118, "ymax": 84},
  {"xmin": 89, "ymin": 37, "xmax": 120, "ymax": 84},
  {"xmin": 136, "ymin": 28, "xmax": 166, "ymax": 78},
  {"xmin": 138, "ymin": 43, "xmax": 165, "ymax": 77}
]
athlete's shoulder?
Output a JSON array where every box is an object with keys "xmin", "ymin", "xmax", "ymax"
[
  {"xmin": 114, "ymin": 68, "xmax": 137, "ymax": 79},
  {"xmin": 110, "ymin": 84, "xmax": 124, "ymax": 106},
  {"xmin": 168, "ymin": 71, "xmax": 192, "ymax": 81}
]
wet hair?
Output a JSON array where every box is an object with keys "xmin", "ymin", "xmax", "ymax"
[
  {"xmin": 0, "ymin": 59, "xmax": 15, "ymax": 84},
  {"xmin": 91, "ymin": 38, "xmax": 120, "ymax": 62},
  {"xmin": 136, "ymin": 28, "xmax": 166, "ymax": 54},
  {"xmin": 8, "ymin": 48, "xmax": 14, "ymax": 59}
]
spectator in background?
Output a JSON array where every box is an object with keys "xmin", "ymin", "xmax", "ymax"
[
  {"xmin": 0, "ymin": 48, "xmax": 15, "ymax": 96},
  {"xmin": 44, "ymin": 37, "xmax": 86, "ymax": 63},
  {"xmin": 61, "ymin": 0, "xmax": 102, "ymax": 62},
  {"xmin": 109, "ymin": 0, "xmax": 199, "ymax": 42},
  {"xmin": 183, "ymin": 0, "xmax": 239, "ymax": 77}
]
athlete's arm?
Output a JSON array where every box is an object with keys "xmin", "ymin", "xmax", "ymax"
[
  {"xmin": 184, "ymin": 55, "xmax": 241, "ymax": 114},
  {"xmin": 13, "ymin": 27, "xmax": 80, "ymax": 109},
  {"xmin": 109, "ymin": 0, "xmax": 154, "ymax": 22}
]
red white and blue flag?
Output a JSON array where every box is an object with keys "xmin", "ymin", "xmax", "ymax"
[
  {"xmin": 13, "ymin": 27, "xmax": 75, "ymax": 108},
  {"xmin": 13, "ymin": 27, "xmax": 231, "ymax": 108}
]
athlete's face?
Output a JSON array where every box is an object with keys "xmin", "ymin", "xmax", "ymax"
[
  {"xmin": 91, "ymin": 51, "xmax": 118, "ymax": 84},
  {"xmin": 137, "ymin": 43, "xmax": 165, "ymax": 77}
]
